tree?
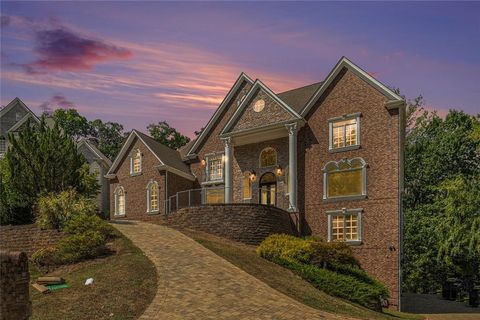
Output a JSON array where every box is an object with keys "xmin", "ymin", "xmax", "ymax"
[
  {"xmin": 89, "ymin": 119, "xmax": 128, "ymax": 160},
  {"xmin": 402, "ymin": 96, "xmax": 480, "ymax": 293},
  {"xmin": 147, "ymin": 121, "xmax": 190, "ymax": 149},
  {"xmin": 0, "ymin": 118, "xmax": 98, "ymax": 225},
  {"xmin": 436, "ymin": 175, "xmax": 480, "ymax": 306},
  {"xmin": 51, "ymin": 108, "xmax": 91, "ymax": 140}
]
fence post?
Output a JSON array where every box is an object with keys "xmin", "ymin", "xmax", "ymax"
[
  {"xmin": 176, "ymin": 193, "xmax": 179, "ymax": 210},
  {"xmin": 188, "ymin": 190, "xmax": 191, "ymax": 207}
]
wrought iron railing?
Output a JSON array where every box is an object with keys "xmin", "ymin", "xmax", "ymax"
[{"xmin": 166, "ymin": 185, "xmax": 289, "ymax": 214}]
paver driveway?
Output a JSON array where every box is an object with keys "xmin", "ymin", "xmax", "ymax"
[{"xmin": 113, "ymin": 221, "xmax": 357, "ymax": 320}]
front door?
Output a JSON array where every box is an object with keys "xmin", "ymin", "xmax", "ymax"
[{"xmin": 259, "ymin": 172, "xmax": 276, "ymax": 206}]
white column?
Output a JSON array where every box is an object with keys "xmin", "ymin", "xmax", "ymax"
[
  {"xmin": 223, "ymin": 137, "xmax": 233, "ymax": 204},
  {"xmin": 286, "ymin": 123, "xmax": 298, "ymax": 212}
]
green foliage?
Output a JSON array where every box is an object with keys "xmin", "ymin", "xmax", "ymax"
[
  {"xmin": 31, "ymin": 247, "xmax": 61, "ymax": 267},
  {"xmin": 56, "ymin": 230, "xmax": 107, "ymax": 264},
  {"xmin": 256, "ymin": 234, "xmax": 317, "ymax": 264},
  {"xmin": 51, "ymin": 108, "xmax": 91, "ymax": 139},
  {"xmin": 310, "ymin": 241, "xmax": 360, "ymax": 269},
  {"xmin": 275, "ymin": 258, "xmax": 388, "ymax": 311},
  {"xmin": 403, "ymin": 96, "xmax": 480, "ymax": 293},
  {"xmin": 147, "ymin": 121, "xmax": 190, "ymax": 149},
  {"xmin": 0, "ymin": 118, "xmax": 98, "ymax": 225},
  {"xmin": 36, "ymin": 189, "xmax": 97, "ymax": 230},
  {"xmin": 63, "ymin": 213, "xmax": 118, "ymax": 239}
]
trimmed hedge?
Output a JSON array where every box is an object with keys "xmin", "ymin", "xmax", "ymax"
[
  {"xmin": 257, "ymin": 234, "xmax": 389, "ymax": 310},
  {"xmin": 63, "ymin": 214, "xmax": 117, "ymax": 239}
]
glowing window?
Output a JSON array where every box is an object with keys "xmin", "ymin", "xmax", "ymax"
[
  {"xmin": 254, "ymin": 99, "xmax": 265, "ymax": 112},
  {"xmin": 205, "ymin": 188, "xmax": 224, "ymax": 204},
  {"xmin": 115, "ymin": 187, "xmax": 125, "ymax": 216},
  {"xmin": 207, "ymin": 155, "xmax": 223, "ymax": 181},
  {"xmin": 260, "ymin": 147, "xmax": 277, "ymax": 167},
  {"xmin": 329, "ymin": 115, "xmax": 360, "ymax": 150},
  {"xmin": 243, "ymin": 171, "xmax": 252, "ymax": 200},
  {"xmin": 323, "ymin": 158, "xmax": 366, "ymax": 199},
  {"xmin": 147, "ymin": 181, "xmax": 159, "ymax": 212},
  {"xmin": 328, "ymin": 209, "xmax": 362, "ymax": 242},
  {"xmin": 131, "ymin": 149, "xmax": 142, "ymax": 174}
]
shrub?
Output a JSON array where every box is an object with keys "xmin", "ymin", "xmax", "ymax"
[
  {"xmin": 310, "ymin": 241, "xmax": 360, "ymax": 268},
  {"xmin": 276, "ymin": 258, "xmax": 388, "ymax": 311},
  {"xmin": 31, "ymin": 247, "xmax": 60, "ymax": 267},
  {"xmin": 256, "ymin": 234, "xmax": 317, "ymax": 264},
  {"xmin": 63, "ymin": 214, "xmax": 117, "ymax": 239},
  {"xmin": 36, "ymin": 189, "xmax": 97, "ymax": 229},
  {"xmin": 56, "ymin": 230, "xmax": 107, "ymax": 264}
]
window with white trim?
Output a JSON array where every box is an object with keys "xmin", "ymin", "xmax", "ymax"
[
  {"xmin": 130, "ymin": 149, "xmax": 142, "ymax": 175},
  {"xmin": 146, "ymin": 180, "xmax": 159, "ymax": 213},
  {"xmin": 323, "ymin": 158, "xmax": 367, "ymax": 199},
  {"xmin": 329, "ymin": 114, "xmax": 360, "ymax": 150},
  {"xmin": 206, "ymin": 154, "xmax": 223, "ymax": 181},
  {"xmin": 328, "ymin": 208, "xmax": 362, "ymax": 243},
  {"xmin": 114, "ymin": 186, "xmax": 126, "ymax": 216},
  {"xmin": 243, "ymin": 171, "xmax": 252, "ymax": 200}
]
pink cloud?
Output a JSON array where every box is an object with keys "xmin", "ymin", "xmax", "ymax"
[{"xmin": 23, "ymin": 28, "xmax": 132, "ymax": 74}]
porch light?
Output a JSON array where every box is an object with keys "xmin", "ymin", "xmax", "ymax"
[
  {"xmin": 201, "ymin": 159, "xmax": 206, "ymax": 166},
  {"xmin": 249, "ymin": 170, "xmax": 257, "ymax": 182},
  {"xmin": 275, "ymin": 165, "xmax": 283, "ymax": 176}
]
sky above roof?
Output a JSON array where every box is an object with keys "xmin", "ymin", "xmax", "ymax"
[{"xmin": 1, "ymin": 1, "xmax": 479, "ymax": 137}]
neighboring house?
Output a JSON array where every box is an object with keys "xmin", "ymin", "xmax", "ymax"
[
  {"xmin": 0, "ymin": 97, "xmax": 40, "ymax": 157},
  {"xmin": 0, "ymin": 97, "xmax": 112, "ymax": 215},
  {"xmin": 107, "ymin": 56, "xmax": 405, "ymax": 309},
  {"xmin": 77, "ymin": 138, "xmax": 112, "ymax": 216}
]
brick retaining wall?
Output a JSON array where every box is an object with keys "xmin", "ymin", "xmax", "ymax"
[
  {"xmin": 0, "ymin": 250, "xmax": 31, "ymax": 320},
  {"xmin": 0, "ymin": 224, "xmax": 65, "ymax": 256},
  {"xmin": 114, "ymin": 204, "xmax": 296, "ymax": 245}
]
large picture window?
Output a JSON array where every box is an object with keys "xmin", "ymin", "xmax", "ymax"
[
  {"xmin": 327, "ymin": 208, "xmax": 362, "ymax": 243},
  {"xmin": 146, "ymin": 180, "xmax": 159, "ymax": 213},
  {"xmin": 323, "ymin": 158, "xmax": 367, "ymax": 200},
  {"xmin": 204, "ymin": 188, "xmax": 224, "ymax": 204},
  {"xmin": 329, "ymin": 114, "xmax": 360, "ymax": 151},
  {"xmin": 259, "ymin": 147, "xmax": 277, "ymax": 167},
  {"xmin": 114, "ymin": 186, "xmax": 126, "ymax": 216}
]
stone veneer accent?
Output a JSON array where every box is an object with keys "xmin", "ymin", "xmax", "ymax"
[
  {"xmin": 0, "ymin": 224, "xmax": 64, "ymax": 256},
  {"xmin": 0, "ymin": 250, "xmax": 31, "ymax": 320},
  {"xmin": 113, "ymin": 204, "xmax": 296, "ymax": 245}
]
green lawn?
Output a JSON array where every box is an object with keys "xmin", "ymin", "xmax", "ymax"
[
  {"xmin": 182, "ymin": 229, "xmax": 423, "ymax": 320},
  {"xmin": 30, "ymin": 235, "xmax": 157, "ymax": 320}
]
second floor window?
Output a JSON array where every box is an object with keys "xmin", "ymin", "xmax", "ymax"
[
  {"xmin": 323, "ymin": 158, "xmax": 367, "ymax": 199},
  {"xmin": 207, "ymin": 155, "xmax": 223, "ymax": 181},
  {"xmin": 329, "ymin": 114, "xmax": 360, "ymax": 151},
  {"xmin": 260, "ymin": 147, "xmax": 277, "ymax": 167},
  {"xmin": 131, "ymin": 149, "xmax": 142, "ymax": 175}
]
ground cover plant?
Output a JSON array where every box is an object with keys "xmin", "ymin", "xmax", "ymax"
[{"xmin": 257, "ymin": 234, "xmax": 388, "ymax": 311}]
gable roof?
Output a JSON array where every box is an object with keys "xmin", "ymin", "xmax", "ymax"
[
  {"xmin": 178, "ymin": 139, "xmax": 195, "ymax": 160},
  {"xmin": 277, "ymin": 81, "xmax": 323, "ymax": 113},
  {"xmin": 0, "ymin": 97, "xmax": 40, "ymax": 121},
  {"xmin": 77, "ymin": 138, "xmax": 112, "ymax": 167},
  {"xmin": 106, "ymin": 130, "xmax": 194, "ymax": 181},
  {"xmin": 301, "ymin": 56, "xmax": 404, "ymax": 117},
  {"xmin": 220, "ymin": 79, "xmax": 303, "ymax": 135},
  {"xmin": 186, "ymin": 72, "xmax": 254, "ymax": 157},
  {"xmin": 7, "ymin": 113, "xmax": 40, "ymax": 133}
]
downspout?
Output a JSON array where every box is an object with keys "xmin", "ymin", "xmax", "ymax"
[{"xmin": 164, "ymin": 170, "xmax": 168, "ymax": 215}]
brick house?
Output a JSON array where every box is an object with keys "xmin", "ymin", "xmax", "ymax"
[{"xmin": 106, "ymin": 57, "xmax": 405, "ymax": 309}]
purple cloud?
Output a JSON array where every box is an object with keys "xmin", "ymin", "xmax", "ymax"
[
  {"xmin": 24, "ymin": 28, "xmax": 132, "ymax": 74},
  {"xmin": 39, "ymin": 94, "xmax": 75, "ymax": 113}
]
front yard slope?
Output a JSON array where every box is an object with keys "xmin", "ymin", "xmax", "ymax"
[{"xmin": 182, "ymin": 229, "xmax": 422, "ymax": 320}]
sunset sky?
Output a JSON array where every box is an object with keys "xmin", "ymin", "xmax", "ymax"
[{"xmin": 1, "ymin": 1, "xmax": 479, "ymax": 137}]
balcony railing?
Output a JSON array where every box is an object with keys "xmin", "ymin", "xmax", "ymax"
[{"xmin": 166, "ymin": 185, "xmax": 289, "ymax": 214}]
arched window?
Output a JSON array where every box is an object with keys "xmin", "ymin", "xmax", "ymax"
[
  {"xmin": 243, "ymin": 171, "xmax": 252, "ymax": 200},
  {"xmin": 130, "ymin": 149, "xmax": 142, "ymax": 175},
  {"xmin": 322, "ymin": 158, "xmax": 367, "ymax": 199},
  {"xmin": 114, "ymin": 186, "xmax": 126, "ymax": 216},
  {"xmin": 146, "ymin": 180, "xmax": 159, "ymax": 213},
  {"xmin": 259, "ymin": 147, "xmax": 277, "ymax": 167}
]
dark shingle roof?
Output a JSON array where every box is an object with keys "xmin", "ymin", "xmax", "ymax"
[
  {"xmin": 134, "ymin": 130, "xmax": 192, "ymax": 176},
  {"xmin": 277, "ymin": 81, "xmax": 323, "ymax": 113},
  {"xmin": 178, "ymin": 139, "xmax": 195, "ymax": 160}
]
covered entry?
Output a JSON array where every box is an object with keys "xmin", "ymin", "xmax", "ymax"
[{"xmin": 259, "ymin": 172, "xmax": 276, "ymax": 206}]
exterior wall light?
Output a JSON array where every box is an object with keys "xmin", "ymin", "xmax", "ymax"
[
  {"xmin": 249, "ymin": 170, "xmax": 257, "ymax": 182},
  {"xmin": 275, "ymin": 165, "xmax": 283, "ymax": 176},
  {"xmin": 201, "ymin": 159, "xmax": 206, "ymax": 166}
]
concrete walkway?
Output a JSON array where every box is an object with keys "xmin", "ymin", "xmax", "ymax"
[{"xmin": 112, "ymin": 221, "xmax": 356, "ymax": 320}]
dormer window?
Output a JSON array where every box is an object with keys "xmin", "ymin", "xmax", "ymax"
[{"xmin": 130, "ymin": 149, "xmax": 142, "ymax": 175}]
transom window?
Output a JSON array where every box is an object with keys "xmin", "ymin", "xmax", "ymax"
[
  {"xmin": 329, "ymin": 114, "xmax": 360, "ymax": 151},
  {"xmin": 147, "ymin": 180, "xmax": 159, "ymax": 213},
  {"xmin": 328, "ymin": 209, "xmax": 362, "ymax": 243},
  {"xmin": 259, "ymin": 147, "xmax": 277, "ymax": 167},
  {"xmin": 323, "ymin": 158, "xmax": 367, "ymax": 199},
  {"xmin": 130, "ymin": 149, "xmax": 142, "ymax": 175},
  {"xmin": 114, "ymin": 186, "xmax": 126, "ymax": 216},
  {"xmin": 207, "ymin": 155, "xmax": 223, "ymax": 181}
]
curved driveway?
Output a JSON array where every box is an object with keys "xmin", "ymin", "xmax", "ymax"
[{"xmin": 113, "ymin": 221, "xmax": 356, "ymax": 320}]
